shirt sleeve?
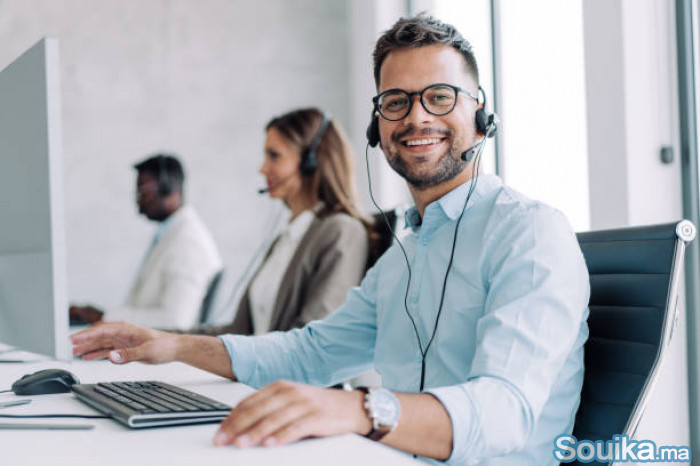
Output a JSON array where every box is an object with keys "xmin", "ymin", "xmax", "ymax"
[
  {"xmin": 429, "ymin": 205, "xmax": 589, "ymax": 464},
  {"xmin": 219, "ymin": 263, "xmax": 382, "ymax": 388},
  {"xmin": 428, "ymin": 377, "xmax": 531, "ymax": 465}
]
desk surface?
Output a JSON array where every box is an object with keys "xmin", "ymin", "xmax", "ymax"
[{"xmin": 0, "ymin": 350, "xmax": 418, "ymax": 466}]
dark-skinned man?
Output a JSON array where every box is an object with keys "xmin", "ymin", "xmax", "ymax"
[{"xmin": 70, "ymin": 154, "xmax": 222, "ymax": 330}]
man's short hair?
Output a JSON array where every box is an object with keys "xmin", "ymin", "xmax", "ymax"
[
  {"xmin": 373, "ymin": 14, "xmax": 479, "ymax": 88},
  {"xmin": 133, "ymin": 153, "xmax": 185, "ymax": 195}
]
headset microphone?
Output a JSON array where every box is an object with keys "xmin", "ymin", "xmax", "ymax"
[
  {"xmin": 460, "ymin": 139, "xmax": 485, "ymax": 162},
  {"xmin": 257, "ymin": 170, "xmax": 298, "ymax": 195}
]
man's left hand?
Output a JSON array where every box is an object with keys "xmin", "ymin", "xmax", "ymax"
[{"xmin": 213, "ymin": 381, "xmax": 371, "ymax": 448}]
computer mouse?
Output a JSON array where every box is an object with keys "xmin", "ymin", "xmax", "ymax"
[{"xmin": 12, "ymin": 368, "xmax": 80, "ymax": 395}]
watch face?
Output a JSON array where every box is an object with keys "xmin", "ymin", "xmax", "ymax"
[{"xmin": 369, "ymin": 388, "xmax": 401, "ymax": 426}]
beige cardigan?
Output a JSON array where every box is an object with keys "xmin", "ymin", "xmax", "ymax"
[{"xmin": 194, "ymin": 212, "xmax": 369, "ymax": 336}]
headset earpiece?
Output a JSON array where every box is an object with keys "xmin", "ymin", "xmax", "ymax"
[
  {"xmin": 475, "ymin": 107, "xmax": 489, "ymax": 136},
  {"xmin": 300, "ymin": 112, "xmax": 331, "ymax": 175},
  {"xmin": 475, "ymin": 87, "xmax": 498, "ymax": 138},
  {"xmin": 366, "ymin": 110, "xmax": 380, "ymax": 147},
  {"xmin": 157, "ymin": 155, "xmax": 172, "ymax": 197}
]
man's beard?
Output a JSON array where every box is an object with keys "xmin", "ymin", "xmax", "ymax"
[{"xmin": 384, "ymin": 128, "xmax": 468, "ymax": 190}]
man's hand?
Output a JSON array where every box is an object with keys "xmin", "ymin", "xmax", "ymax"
[
  {"xmin": 69, "ymin": 305, "xmax": 104, "ymax": 324},
  {"xmin": 213, "ymin": 381, "xmax": 372, "ymax": 448},
  {"xmin": 70, "ymin": 322, "xmax": 177, "ymax": 364}
]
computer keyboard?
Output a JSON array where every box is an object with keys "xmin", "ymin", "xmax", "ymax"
[{"xmin": 72, "ymin": 381, "xmax": 232, "ymax": 428}]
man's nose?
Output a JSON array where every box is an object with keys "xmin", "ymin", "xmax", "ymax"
[{"xmin": 403, "ymin": 95, "xmax": 434, "ymax": 126}]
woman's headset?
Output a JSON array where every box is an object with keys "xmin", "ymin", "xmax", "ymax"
[{"xmin": 299, "ymin": 112, "xmax": 332, "ymax": 175}]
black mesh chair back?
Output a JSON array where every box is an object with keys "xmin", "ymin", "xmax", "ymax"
[
  {"xmin": 198, "ymin": 270, "xmax": 224, "ymax": 325},
  {"xmin": 570, "ymin": 220, "xmax": 695, "ymax": 465}
]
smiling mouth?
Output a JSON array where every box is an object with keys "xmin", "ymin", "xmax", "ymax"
[{"xmin": 402, "ymin": 137, "xmax": 445, "ymax": 147}]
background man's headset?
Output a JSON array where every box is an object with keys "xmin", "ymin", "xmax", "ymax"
[
  {"xmin": 365, "ymin": 86, "xmax": 499, "ymax": 391},
  {"xmin": 257, "ymin": 112, "xmax": 332, "ymax": 194},
  {"xmin": 156, "ymin": 154, "xmax": 173, "ymax": 197}
]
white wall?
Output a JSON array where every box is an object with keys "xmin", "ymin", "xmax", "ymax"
[
  {"xmin": 0, "ymin": 0, "xmax": 351, "ymax": 317},
  {"xmin": 583, "ymin": 0, "xmax": 689, "ymax": 462}
]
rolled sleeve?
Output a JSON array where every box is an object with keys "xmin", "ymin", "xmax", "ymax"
[
  {"xmin": 427, "ymin": 377, "xmax": 532, "ymax": 465},
  {"xmin": 219, "ymin": 334, "xmax": 259, "ymax": 386}
]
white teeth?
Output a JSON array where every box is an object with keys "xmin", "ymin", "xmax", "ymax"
[{"xmin": 405, "ymin": 138, "xmax": 442, "ymax": 146}]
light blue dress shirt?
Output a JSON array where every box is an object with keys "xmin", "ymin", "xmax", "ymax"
[{"xmin": 220, "ymin": 174, "xmax": 590, "ymax": 465}]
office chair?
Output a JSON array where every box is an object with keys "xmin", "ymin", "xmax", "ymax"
[
  {"xmin": 366, "ymin": 209, "xmax": 398, "ymax": 270},
  {"xmin": 570, "ymin": 220, "xmax": 695, "ymax": 466},
  {"xmin": 198, "ymin": 270, "xmax": 224, "ymax": 325}
]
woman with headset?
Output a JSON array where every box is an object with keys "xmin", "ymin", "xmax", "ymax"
[{"xmin": 194, "ymin": 107, "xmax": 371, "ymax": 335}]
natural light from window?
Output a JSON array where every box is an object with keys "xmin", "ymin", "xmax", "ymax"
[{"xmin": 435, "ymin": 0, "xmax": 590, "ymax": 231}]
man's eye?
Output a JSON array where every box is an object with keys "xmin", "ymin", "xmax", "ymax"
[
  {"xmin": 383, "ymin": 98, "xmax": 408, "ymax": 111},
  {"xmin": 429, "ymin": 93, "xmax": 453, "ymax": 104}
]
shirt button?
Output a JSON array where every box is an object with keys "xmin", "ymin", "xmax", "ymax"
[{"xmin": 412, "ymin": 296, "xmax": 419, "ymax": 303}]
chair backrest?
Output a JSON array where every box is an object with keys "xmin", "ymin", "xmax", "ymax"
[
  {"xmin": 198, "ymin": 269, "xmax": 224, "ymax": 325},
  {"xmin": 571, "ymin": 220, "xmax": 695, "ymax": 465},
  {"xmin": 366, "ymin": 209, "xmax": 398, "ymax": 270}
]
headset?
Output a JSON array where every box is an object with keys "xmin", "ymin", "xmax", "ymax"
[
  {"xmin": 299, "ymin": 112, "xmax": 332, "ymax": 175},
  {"xmin": 156, "ymin": 155, "xmax": 173, "ymax": 197},
  {"xmin": 365, "ymin": 86, "xmax": 498, "ymax": 392},
  {"xmin": 366, "ymin": 86, "xmax": 497, "ymax": 149}
]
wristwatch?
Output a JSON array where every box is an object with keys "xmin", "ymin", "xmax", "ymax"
[{"xmin": 358, "ymin": 387, "xmax": 401, "ymax": 441}]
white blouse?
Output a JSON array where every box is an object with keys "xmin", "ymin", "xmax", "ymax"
[{"xmin": 248, "ymin": 209, "xmax": 316, "ymax": 335}]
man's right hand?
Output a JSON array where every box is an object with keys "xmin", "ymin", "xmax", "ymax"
[{"xmin": 70, "ymin": 322, "xmax": 178, "ymax": 365}]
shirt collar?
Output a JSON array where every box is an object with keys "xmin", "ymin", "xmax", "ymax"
[{"xmin": 404, "ymin": 174, "xmax": 502, "ymax": 231}]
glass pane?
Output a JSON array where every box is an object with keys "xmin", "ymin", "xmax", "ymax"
[{"xmin": 498, "ymin": 0, "xmax": 590, "ymax": 231}]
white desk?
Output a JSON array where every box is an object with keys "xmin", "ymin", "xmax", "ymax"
[{"xmin": 0, "ymin": 355, "xmax": 419, "ymax": 466}]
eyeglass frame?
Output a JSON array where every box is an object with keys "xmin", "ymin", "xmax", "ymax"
[{"xmin": 371, "ymin": 83, "xmax": 479, "ymax": 121}]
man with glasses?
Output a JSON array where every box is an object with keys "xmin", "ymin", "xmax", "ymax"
[
  {"xmin": 70, "ymin": 154, "xmax": 222, "ymax": 330},
  {"xmin": 72, "ymin": 15, "xmax": 588, "ymax": 465}
]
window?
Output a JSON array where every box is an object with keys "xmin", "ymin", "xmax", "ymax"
[
  {"xmin": 497, "ymin": 0, "xmax": 589, "ymax": 231},
  {"xmin": 434, "ymin": 0, "xmax": 589, "ymax": 231}
]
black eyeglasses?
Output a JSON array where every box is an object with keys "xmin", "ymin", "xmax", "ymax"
[{"xmin": 372, "ymin": 83, "xmax": 478, "ymax": 121}]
